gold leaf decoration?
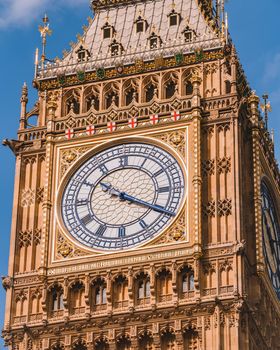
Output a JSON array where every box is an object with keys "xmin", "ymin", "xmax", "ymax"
[{"xmin": 56, "ymin": 232, "xmax": 89, "ymax": 259}]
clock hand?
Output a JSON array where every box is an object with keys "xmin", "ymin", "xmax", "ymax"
[
  {"xmin": 120, "ymin": 192, "xmax": 176, "ymax": 217},
  {"xmin": 100, "ymin": 182, "xmax": 175, "ymax": 217}
]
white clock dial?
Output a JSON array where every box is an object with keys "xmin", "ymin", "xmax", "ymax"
[{"xmin": 60, "ymin": 142, "xmax": 186, "ymax": 251}]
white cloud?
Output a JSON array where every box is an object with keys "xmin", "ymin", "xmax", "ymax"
[{"xmin": 0, "ymin": 0, "xmax": 88, "ymax": 28}]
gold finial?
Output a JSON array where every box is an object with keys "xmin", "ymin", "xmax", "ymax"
[
  {"xmin": 260, "ymin": 94, "xmax": 272, "ymax": 129},
  {"xmin": 38, "ymin": 13, "xmax": 52, "ymax": 64}
]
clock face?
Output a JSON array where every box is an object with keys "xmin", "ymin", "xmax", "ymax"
[
  {"xmin": 261, "ymin": 182, "xmax": 280, "ymax": 299},
  {"xmin": 60, "ymin": 141, "xmax": 185, "ymax": 251}
]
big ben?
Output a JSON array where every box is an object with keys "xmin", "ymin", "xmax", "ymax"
[{"xmin": 2, "ymin": 0, "xmax": 280, "ymax": 349}]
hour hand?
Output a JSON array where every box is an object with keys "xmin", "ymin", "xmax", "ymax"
[
  {"xmin": 120, "ymin": 192, "xmax": 175, "ymax": 217},
  {"xmin": 100, "ymin": 182, "xmax": 121, "ymax": 197}
]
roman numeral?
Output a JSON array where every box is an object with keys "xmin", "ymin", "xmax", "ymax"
[
  {"xmin": 99, "ymin": 164, "xmax": 108, "ymax": 175},
  {"xmin": 140, "ymin": 220, "xmax": 148, "ymax": 229},
  {"xmin": 76, "ymin": 199, "xmax": 89, "ymax": 206},
  {"xmin": 119, "ymin": 156, "xmax": 128, "ymax": 167},
  {"xmin": 81, "ymin": 214, "xmax": 94, "ymax": 226},
  {"xmin": 95, "ymin": 225, "xmax": 106, "ymax": 237},
  {"xmin": 83, "ymin": 181, "xmax": 94, "ymax": 187},
  {"xmin": 118, "ymin": 226, "xmax": 126, "ymax": 237},
  {"xmin": 154, "ymin": 169, "xmax": 164, "ymax": 177},
  {"xmin": 158, "ymin": 186, "xmax": 170, "ymax": 193}
]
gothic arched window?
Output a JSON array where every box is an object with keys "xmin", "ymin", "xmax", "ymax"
[
  {"xmin": 125, "ymin": 88, "xmax": 137, "ymax": 106},
  {"xmin": 185, "ymin": 81, "xmax": 193, "ymax": 96},
  {"xmin": 136, "ymin": 273, "xmax": 150, "ymax": 306},
  {"xmin": 180, "ymin": 267, "xmax": 195, "ymax": 299},
  {"xmin": 113, "ymin": 275, "xmax": 128, "ymax": 309},
  {"xmin": 86, "ymin": 96, "xmax": 100, "ymax": 111},
  {"xmin": 105, "ymin": 91, "xmax": 119, "ymax": 109},
  {"xmin": 92, "ymin": 279, "xmax": 107, "ymax": 311},
  {"xmin": 225, "ymin": 80, "xmax": 231, "ymax": 94},
  {"xmin": 145, "ymin": 84, "xmax": 155, "ymax": 102},
  {"xmin": 165, "ymin": 81, "xmax": 176, "ymax": 99},
  {"xmin": 70, "ymin": 282, "xmax": 85, "ymax": 315},
  {"xmin": 66, "ymin": 98, "xmax": 80, "ymax": 115},
  {"xmin": 157, "ymin": 269, "xmax": 172, "ymax": 303},
  {"xmin": 51, "ymin": 288, "xmax": 64, "ymax": 311}
]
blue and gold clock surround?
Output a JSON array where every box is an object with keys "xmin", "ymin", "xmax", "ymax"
[
  {"xmin": 261, "ymin": 181, "xmax": 280, "ymax": 300},
  {"xmin": 57, "ymin": 138, "xmax": 187, "ymax": 252}
]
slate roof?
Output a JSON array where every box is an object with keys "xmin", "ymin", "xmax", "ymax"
[{"xmin": 38, "ymin": 0, "xmax": 222, "ymax": 79}]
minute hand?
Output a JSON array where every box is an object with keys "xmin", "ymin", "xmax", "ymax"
[{"xmin": 119, "ymin": 192, "xmax": 175, "ymax": 217}]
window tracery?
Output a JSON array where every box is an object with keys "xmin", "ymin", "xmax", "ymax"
[
  {"xmin": 69, "ymin": 281, "xmax": 85, "ymax": 315},
  {"xmin": 113, "ymin": 275, "xmax": 128, "ymax": 309},
  {"xmin": 135, "ymin": 272, "xmax": 151, "ymax": 306},
  {"xmin": 157, "ymin": 268, "xmax": 172, "ymax": 303},
  {"xmin": 91, "ymin": 278, "xmax": 107, "ymax": 311}
]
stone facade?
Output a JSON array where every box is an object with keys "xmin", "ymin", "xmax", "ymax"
[{"xmin": 2, "ymin": 0, "xmax": 280, "ymax": 349}]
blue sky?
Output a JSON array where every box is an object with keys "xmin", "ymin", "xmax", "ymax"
[{"xmin": 0, "ymin": 0, "xmax": 279, "ymax": 347}]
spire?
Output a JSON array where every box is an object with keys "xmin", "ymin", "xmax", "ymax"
[
  {"xmin": 38, "ymin": 14, "xmax": 52, "ymax": 64},
  {"xmin": 20, "ymin": 83, "xmax": 28, "ymax": 130}
]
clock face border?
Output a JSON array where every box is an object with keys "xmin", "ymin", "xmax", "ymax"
[
  {"xmin": 55, "ymin": 136, "xmax": 188, "ymax": 254},
  {"xmin": 261, "ymin": 181, "xmax": 280, "ymax": 300}
]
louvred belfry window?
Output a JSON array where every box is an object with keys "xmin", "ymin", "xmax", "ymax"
[
  {"xmin": 135, "ymin": 16, "xmax": 148, "ymax": 33},
  {"xmin": 102, "ymin": 22, "xmax": 115, "ymax": 39},
  {"xmin": 168, "ymin": 9, "xmax": 182, "ymax": 27},
  {"xmin": 183, "ymin": 26, "xmax": 195, "ymax": 43}
]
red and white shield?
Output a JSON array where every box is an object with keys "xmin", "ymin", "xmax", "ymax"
[
  {"xmin": 150, "ymin": 114, "xmax": 159, "ymax": 125},
  {"xmin": 86, "ymin": 125, "xmax": 95, "ymax": 136},
  {"xmin": 171, "ymin": 111, "xmax": 181, "ymax": 122},
  {"xmin": 107, "ymin": 121, "xmax": 117, "ymax": 132},
  {"xmin": 128, "ymin": 117, "xmax": 137, "ymax": 129},
  {"xmin": 65, "ymin": 129, "xmax": 74, "ymax": 140}
]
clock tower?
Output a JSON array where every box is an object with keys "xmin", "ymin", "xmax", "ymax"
[{"xmin": 2, "ymin": 0, "xmax": 280, "ymax": 349}]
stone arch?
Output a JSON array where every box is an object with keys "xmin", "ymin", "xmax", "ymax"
[
  {"xmin": 63, "ymin": 89, "xmax": 81, "ymax": 116},
  {"xmin": 142, "ymin": 75, "xmax": 159, "ymax": 103},
  {"xmin": 112, "ymin": 273, "xmax": 129, "ymax": 309},
  {"xmin": 47, "ymin": 282, "xmax": 64, "ymax": 316},
  {"xmin": 72, "ymin": 339, "xmax": 87, "ymax": 350},
  {"xmin": 177, "ymin": 264, "xmax": 195, "ymax": 299},
  {"xmin": 122, "ymin": 78, "xmax": 139, "ymax": 106},
  {"xmin": 90, "ymin": 276, "xmax": 107, "ymax": 311},
  {"xmin": 94, "ymin": 335, "xmax": 109, "ymax": 350},
  {"xmin": 182, "ymin": 69, "xmax": 194, "ymax": 96},
  {"xmin": 69, "ymin": 280, "xmax": 85, "ymax": 316},
  {"xmin": 103, "ymin": 82, "xmax": 120, "ymax": 109},
  {"xmin": 134, "ymin": 271, "xmax": 151, "ymax": 306},
  {"xmin": 182, "ymin": 323, "xmax": 199, "ymax": 350},
  {"xmin": 84, "ymin": 84, "xmax": 101, "ymax": 112},
  {"xmin": 156, "ymin": 267, "xmax": 172, "ymax": 303},
  {"xmin": 138, "ymin": 330, "xmax": 154, "ymax": 349},
  {"xmin": 160, "ymin": 326, "xmax": 176, "ymax": 350},
  {"xmin": 116, "ymin": 333, "xmax": 131, "ymax": 350},
  {"xmin": 162, "ymin": 71, "xmax": 179, "ymax": 99}
]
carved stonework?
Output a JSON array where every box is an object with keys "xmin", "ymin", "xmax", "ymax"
[
  {"xmin": 202, "ymin": 159, "xmax": 215, "ymax": 176},
  {"xmin": 217, "ymin": 199, "xmax": 232, "ymax": 217},
  {"xmin": 56, "ymin": 232, "xmax": 89, "ymax": 259},
  {"xmin": 21, "ymin": 188, "xmax": 36, "ymax": 207},
  {"xmin": 203, "ymin": 200, "xmax": 216, "ymax": 218},
  {"xmin": 60, "ymin": 146, "xmax": 91, "ymax": 178},
  {"xmin": 18, "ymin": 230, "xmax": 32, "ymax": 247},
  {"xmin": 153, "ymin": 206, "xmax": 187, "ymax": 244},
  {"xmin": 36, "ymin": 187, "xmax": 45, "ymax": 203},
  {"xmin": 217, "ymin": 157, "xmax": 231, "ymax": 174},
  {"xmin": 154, "ymin": 130, "xmax": 186, "ymax": 158}
]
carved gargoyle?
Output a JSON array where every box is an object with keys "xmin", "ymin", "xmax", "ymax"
[
  {"xmin": 2, "ymin": 276, "xmax": 13, "ymax": 290},
  {"xmin": 2, "ymin": 139, "xmax": 23, "ymax": 155}
]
